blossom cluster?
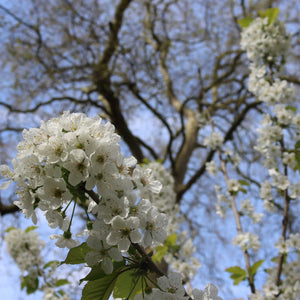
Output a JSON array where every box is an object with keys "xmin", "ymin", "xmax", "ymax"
[
  {"xmin": 250, "ymin": 255, "xmax": 300, "ymax": 300},
  {"xmin": 5, "ymin": 227, "xmax": 45, "ymax": 273},
  {"xmin": 240, "ymin": 17, "xmax": 290, "ymax": 66},
  {"xmin": 203, "ymin": 132, "xmax": 223, "ymax": 149},
  {"xmin": 232, "ymin": 232, "xmax": 261, "ymax": 252},
  {"xmin": 5, "ymin": 227, "xmax": 70, "ymax": 299},
  {"xmin": 140, "ymin": 162, "xmax": 180, "ymax": 233},
  {"xmin": 242, "ymin": 14, "xmax": 300, "ymax": 299},
  {"xmin": 140, "ymin": 162, "xmax": 201, "ymax": 281},
  {"xmin": 135, "ymin": 272, "xmax": 222, "ymax": 300},
  {"xmin": 0, "ymin": 112, "xmax": 168, "ymax": 274}
]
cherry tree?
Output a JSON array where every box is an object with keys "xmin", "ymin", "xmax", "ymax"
[{"xmin": 0, "ymin": 1, "xmax": 299, "ymax": 299}]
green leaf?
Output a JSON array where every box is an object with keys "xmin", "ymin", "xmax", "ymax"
[
  {"xmin": 142, "ymin": 158, "xmax": 151, "ymax": 165},
  {"xmin": 295, "ymin": 150, "xmax": 300, "ymax": 171},
  {"xmin": 64, "ymin": 242, "xmax": 91, "ymax": 265},
  {"xmin": 286, "ymin": 106, "xmax": 297, "ymax": 113},
  {"xmin": 238, "ymin": 17, "xmax": 254, "ymax": 28},
  {"xmin": 113, "ymin": 270, "xmax": 142, "ymax": 300},
  {"xmin": 225, "ymin": 266, "xmax": 247, "ymax": 276},
  {"xmin": 152, "ymin": 245, "xmax": 168, "ymax": 263},
  {"xmin": 21, "ymin": 275, "xmax": 39, "ymax": 294},
  {"xmin": 295, "ymin": 141, "xmax": 300, "ymax": 149},
  {"xmin": 249, "ymin": 260, "xmax": 264, "ymax": 277},
  {"xmin": 55, "ymin": 279, "xmax": 70, "ymax": 287},
  {"xmin": 43, "ymin": 260, "xmax": 60, "ymax": 269},
  {"xmin": 170, "ymin": 244, "xmax": 181, "ymax": 253},
  {"xmin": 80, "ymin": 261, "xmax": 125, "ymax": 284},
  {"xmin": 240, "ymin": 187, "xmax": 247, "ymax": 194},
  {"xmin": 57, "ymin": 290, "xmax": 67, "ymax": 296},
  {"xmin": 165, "ymin": 233, "xmax": 177, "ymax": 247},
  {"xmin": 5, "ymin": 227, "xmax": 17, "ymax": 232},
  {"xmin": 232, "ymin": 274, "xmax": 247, "ymax": 285},
  {"xmin": 226, "ymin": 266, "xmax": 247, "ymax": 285},
  {"xmin": 238, "ymin": 180, "xmax": 250, "ymax": 186},
  {"xmin": 80, "ymin": 264, "xmax": 106, "ymax": 284},
  {"xmin": 258, "ymin": 7, "xmax": 280, "ymax": 25},
  {"xmin": 24, "ymin": 226, "xmax": 38, "ymax": 233},
  {"xmin": 82, "ymin": 272, "xmax": 121, "ymax": 300}
]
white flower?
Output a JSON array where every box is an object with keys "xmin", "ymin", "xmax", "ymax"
[
  {"xmin": 269, "ymin": 169, "xmax": 290, "ymax": 190},
  {"xmin": 227, "ymin": 179, "xmax": 241, "ymax": 193},
  {"xmin": 45, "ymin": 210, "xmax": 69, "ymax": 230},
  {"xmin": 205, "ymin": 161, "xmax": 218, "ymax": 176},
  {"xmin": 50, "ymin": 234, "xmax": 79, "ymax": 249},
  {"xmin": 0, "ymin": 164, "xmax": 14, "ymax": 189},
  {"xmin": 38, "ymin": 177, "xmax": 72, "ymax": 210},
  {"xmin": 282, "ymin": 152, "xmax": 296, "ymax": 169},
  {"xmin": 5, "ymin": 228, "xmax": 45, "ymax": 273},
  {"xmin": 96, "ymin": 196, "xmax": 129, "ymax": 224},
  {"xmin": 262, "ymin": 282, "xmax": 280, "ymax": 298},
  {"xmin": 85, "ymin": 238, "xmax": 123, "ymax": 273},
  {"xmin": 14, "ymin": 188, "xmax": 38, "ymax": 224},
  {"xmin": 287, "ymin": 233, "xmax": 300, "ymax": 251},
  {"xmin": 129, "ymin": 198, "xmax": 152, "ymax": 219},
  {"xmin": 260, "ymin": 181, "xmax": 273, "ymax": 201},
  {"xmin": 38, "ymin": 135, "xmax": 68, "ymax": 163},
  {"xmin": 275, "ymin": 236, "xmax": 290, "ymax": 254},
  {"xmin": 273, "ymin": 105, "xmax": 293, "ymax": 125},
  {"xmin": 241, "ymin": 17, "xmax": 290, "ymax": 66},
  {"xmin": 133, "ymin": 165, "xmax": 162, "ymax": 195},
  {"xmin": 248, "ymin": 291, "xmax": 264, "ymax": 300},
  {"xmin": 64, "ymin": 149, "xmax": 90, "ymax": 186},
  {"xmin": 142, "ymin": 207, "xmax": 168, "ymax": 247},
  {"xmin": 232, "ymin": 232, "xmax": 261, "ymax": 252},
  {"xmin": 290, "ymin": 183, "xmax": 300, "ymax": 199},
  {"xmin": 155, "ymin": 273, "xmax": 188, "ymax": 299},
  {"xmin": 203, "ymin": 132, "xmax": 223, "ymax": 149},
  {"xmin": 106, "ymin": 216, "xmax": 142, "ymax": 251}
]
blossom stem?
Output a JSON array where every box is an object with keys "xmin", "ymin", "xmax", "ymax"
[
  {"xmin": 218, "ymin": 151, "xmax": 256, "ymax": 294},
  {"xmin": 85, "ymin": 189, "xmax": 101, "ymax": 204},
  {"xmin": 275, "ymin": 138, "xmax": 291, "ymax": 288},
  {"xmin": 67, "ymin": 199, "xmax": 77, "ymax": 232},
  {"xmin": 131, "ymin": 243, "xmax": 166, "ymax": 277}
]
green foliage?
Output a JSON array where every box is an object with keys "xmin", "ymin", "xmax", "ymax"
[
  {"xmin": 152, "ymin": 245, "xmax": 168, "ymax": 263},
  {"xmin": 21, "ymin": 275, "xmax": 39, "ymax": 294},
  {"xmin": 55, "ymin": 279, "xmax": 70, "ymax": 287},
  {"xmin": 286, "ymin": 106, "xmax": 297, "ymax": 113},
  {"xmin": 238, "ymin": 7, "xmax": 279, "ymax": 28},
  {"xmin": 5, "ymin": 227, "xmax": 17, "ymax": 232},
  {"xmin": 238, "ymin": 17, "xmax": 254, "ymax": 28},
  {"xmin": 24, "ymin": 226, "xmax": 38, "ymax": 233},
  {"xmin": 238, "ymin": 180, "xmax": 250, "ymax": 186},
  {"xmin": 165, "ymin": 233, "xmax": 177, "ymax": 246},
  {"xmin": 80, "ymin": 261, "xmax": 125, "ymax": 284},
  {"xmin": 43, "ymin": 260, "xmax": 60, "ymax": 269},
  {"xmin": 152, "ymin": 233, "xmax": 178, "ymax": 263},
  {"xmin": 142, "ymin": 158, "xmax": 151, "ymax": 165},
  {"xmin": 295, "ymin": 141, "xmax": 300, "ymax": 149},
  {"xmin": 64, "ymin": 242, "xmax": 91, "ymax": 265},
  {"xmin": 225, "ymin": 266, "xmax": 247, "ymax": 285},
  {"xmin": 271, "ymin": 254, "xmax": 287, "ymax": 264},
  {"xmin": 294, "ymin": 143, "xmax": 300, "ymax": 171},
  {"xmin": 258, "ymin": 7, "xmax": 280, "ymax": 25},
  {"xmin": 81, "ymin": 267, "xmax": 127, "ymax": 300},
  {"xmin": 248, "ymin": 260, "xmax": 264, "ymax": 277},
  {"xmin": 113, "ymin": 269, "xmax": 143, "ymax": 300}
]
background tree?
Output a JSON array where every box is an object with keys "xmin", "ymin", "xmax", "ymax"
[{"xmin": 0, "ymin": 0, "xmax": 299, "ymax": 298}]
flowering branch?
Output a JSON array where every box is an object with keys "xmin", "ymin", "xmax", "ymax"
[{"xmin": 218, "ymin": 150, "xmax": 256, "ymax": 293}]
